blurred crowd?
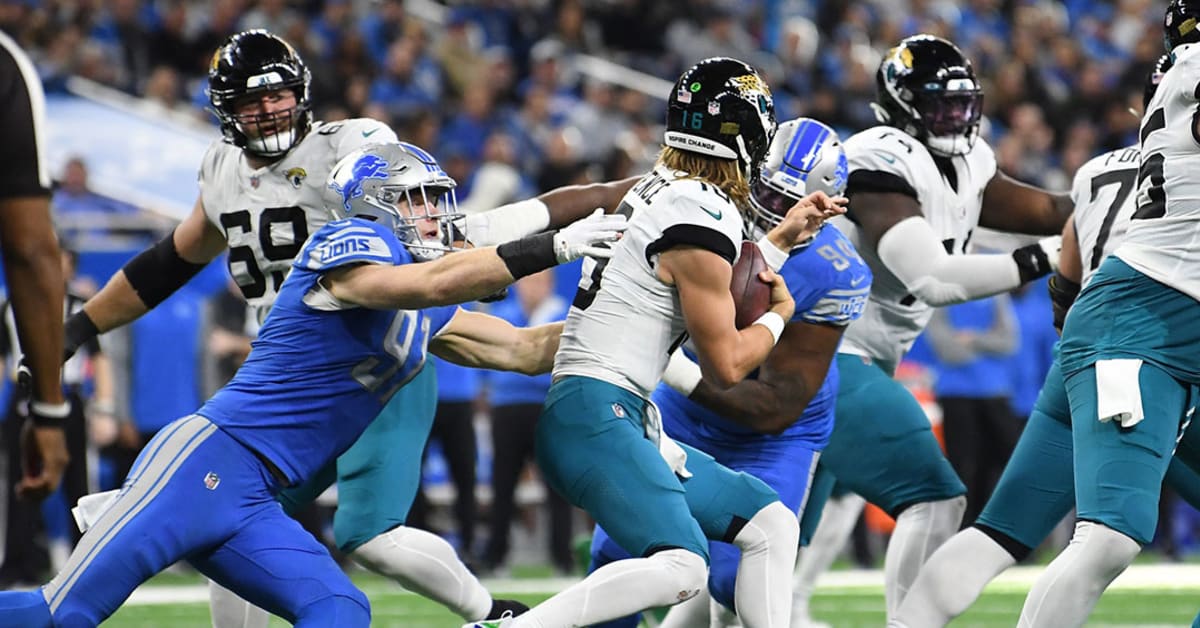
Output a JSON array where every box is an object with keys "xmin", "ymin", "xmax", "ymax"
[{"xmin": 2, "ymin": 0, "xmax": 1196, "ymax": 583}]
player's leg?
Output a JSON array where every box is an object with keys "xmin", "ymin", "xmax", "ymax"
[
  {"xmin": 518, "ymin": 376, "xmax": 708, "ymax": 627},
  {"xmin": 191, "ymin": 503, "xmax": 369, "ymax": 627},
  {"xmin": 819, "ymin": 354, "xmax": 966, "ymax": 618},
  {"xmin": 676, "ymin": 441, "xmax": 801, "ymax": 628},
  {"xmin": 0, "ymin": 416, "xmax": 257, "ymax": 627},
  {"xmin": 794, "ymin": 473, "xmax": 862, "ymax": 628},
  {"xmin": 584, "ymin": 526, "xmax": 642, "ymax": 628},
  {"xmin": 892, "ymin": 357, "xmax": 1075, "ymax": 627},
  {"xmin": 1019, "ymin": 363, "xmax": 1187, "ymax": 627}
]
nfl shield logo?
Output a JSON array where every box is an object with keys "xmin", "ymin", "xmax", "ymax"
[
  {"xmin": 708, "ymin": 101, "xmax": 721, "ymax": 115},
  {"xmin": 250, "ymin": 175, "xmax": 261, "ymax": 189},
  {"xmin": 611, "ymin": 403, "xmax": 626, "ymax": 418},
  {"xmin": 204, "ymin": 472, "xmax": 221, "ymax": 490}
]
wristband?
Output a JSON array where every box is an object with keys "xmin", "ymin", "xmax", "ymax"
[
  {"xmin": 755, "ymin": 235, "xmax": 791, "ymax": 272},
  {"xmin": 661, "ymin": 350, "xmax": 703, "ymax": 396},
  {"xmin": 64, "ymin": 309, "xmax": 100, "ymax": 361},
  {"xmin": 496, "ymin": 231, "xmax": 559, "ymax": 279},
  {"xmin": 752, "ymin": 311, "xmax": 786, "ymax": 345},
  {"xmin": 30, "ymin": 400, "xmax": 70, "ymax": 427}
]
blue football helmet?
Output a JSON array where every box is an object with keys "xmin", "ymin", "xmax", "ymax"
[
  {"xmin": 747, "ymin": 117, "xmax": 848, "ymax": 237},
  {"xmin": 326, "ymin": 142, "xmax": 462, "ymax": 261}
]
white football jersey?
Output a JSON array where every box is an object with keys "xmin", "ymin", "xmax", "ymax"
[
  {"xmin": 831, "ymin": 125, "xmax": 997, "ymax": 366},
  {"xmin": 553, "ymin": 165, "xmax": 744, "ymax": 398},
  {"xmin": 199, "ymin": 118, "xmax": 398, "ymax": 323},
  {"xmin": 1118, "ymin": 43, "xmax": 1200, "ymax": 302},
  {"xmin": 1070, "ymin": 144, "xmax": 1140, "ymax": 286}
]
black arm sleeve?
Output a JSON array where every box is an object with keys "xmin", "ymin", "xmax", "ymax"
[{"xmin": 123, "ymin": 228, "xmax": 209, "ymax": 308}]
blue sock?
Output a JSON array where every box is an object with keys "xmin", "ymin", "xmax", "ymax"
[{"xmin": 0, "ymin": 589, "xmax": 52, "ymax": 627}]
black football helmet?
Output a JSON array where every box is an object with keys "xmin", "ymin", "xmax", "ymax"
[
  {"xmin": 665, "ymin": 57, "xmax": 777, "ymax": 180},
  {"xmin": 207, "ymin": 30, "xmax": 312, "ymax": 159},
  {"xmin": 873, "ymin": 35, "xmax": 982, "ymax": 157},
  {"xmin": 1144, "ymin": 54, "xmax": 1174, "ymax": 109},
  {"xmin": 1164, "ymin": 0, "xmax": 1200, "ymax": 53}
]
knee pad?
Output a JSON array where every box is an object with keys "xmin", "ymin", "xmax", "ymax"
[
  {"xmin": 1071, "ymin": 520, "xmax": 1141, "ymax": 580},
  {"xmin": 649, "ymin": 548, "xmax": 708, "ymax": 602},
  {"xmin": 294, "ymin": 591, "xmax": 370, "ymax": 628},
  {"xmin": 731, "ymin": 501, "xmax": 800, "ymax": 553}
]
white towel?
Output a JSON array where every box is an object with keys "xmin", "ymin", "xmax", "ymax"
[
  {"xmin": 71, "ymin": 489, "xmax": 120, "ymax": 533},
  {"xmin": 1096, "ymin": 358, "xmax": 1145, "ymax": 428},
  {"xmin": 643, "ymin": 401, "xmax": 692, "ymax": 479}
]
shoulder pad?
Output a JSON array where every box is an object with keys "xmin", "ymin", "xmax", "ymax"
[{"xmin": 296, "ymin": 218, "xmax": 404, "ymax": 272}]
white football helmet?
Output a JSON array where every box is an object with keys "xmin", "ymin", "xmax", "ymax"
[{"xmin": 746, "ymin": 117, "xmax": 848, "ymax": 236}]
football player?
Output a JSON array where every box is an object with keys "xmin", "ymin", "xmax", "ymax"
[
  {"xmin": 0, "ymin": 140, "xmax": 625, "ymax": 627},
  {"xmin": 1018, "ymin": 2, "xmax": 1200, "ymax": 623},
  {"xmin": 791, "ymin": 34, "xmax": 1070, "ymax": 622},
  {"xmin": 584, "ymin": 118, "xmax": 871, "ymax": 628},
  {"xmin": 889, "ymin": 54, "xmax": 1200, "ymax": 628},
  {"xmin": 56, "ymin": 30, "xmax": 637, "ymax": 627},
  {"xmin": 469, "ymin": 58, "xmax": 846, "ymax": 628}
]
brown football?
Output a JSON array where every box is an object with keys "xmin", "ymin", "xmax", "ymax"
[{"xmin": 730, "ymin": 241, "xmax": 772, "ymax": 329}]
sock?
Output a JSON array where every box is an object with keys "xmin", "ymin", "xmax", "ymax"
[
  {"xmin": 883, "ymin": 496, "xmax": 965, "ymax": 619},
  {"xmin": 1017, "ymin": 521, "xmax": 1140, "ymax": 628},
  {"xmin": 659, "ymin": 588, "xmax": 711, "ymax": 628},
  {"xmin": 351, "ymin": 526, "xmax": 492, "ymax": 620},
  {"xmin": 513, "ymin": 548, "xmax": 707, "ymax": 628},
  {"xmin": 710, "ymin": 595, "xmax": 741, "ymax": 628},
  {"xmin": 792, "ymin": 494, "xmax": 864, "ymax": 627},
  {"xmin": 0, "ymin": 589, "xmax": 53, "ymax": 628},
  {"xmin": 888, "ymin": 527, "xmax": 1016, "ymax": 627},
  {"xmin": 731, "ymin": 501, "xmax": 799, "ymax": 628},
  {"xmin": 208, "ymin": 580, "xmax": 270, "ymax": 628}
]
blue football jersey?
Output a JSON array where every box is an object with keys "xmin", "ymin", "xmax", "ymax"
[
  {"xmin": 198, "ymin": 218, "xmax": 457, "ymax": 485},
  {"xmin": 655, "ymin": 224, "xmax": 871, "ymax": 445}
]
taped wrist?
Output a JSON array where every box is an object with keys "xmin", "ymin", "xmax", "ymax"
[
  {"xmin": 123, "ymin": 229, "xmax": 207, "ymax": 308},
  {"xmin": 1012, "ymin": 242, "xmax": 1053, "ymax": 283},
  {"xmin": 1047, "ymin": 272, "xmax": 1081, "ymax": 330},
  {"xmin": 29, "ymin": 400, "xmax": 70, "ymax": 427},
  {"xmin": 64, "ymin": 309, "xmax": 99, "ymax": 361},
  {"xmin": 496, "ymin": 231, "xmax": 558, "ymax": 280}
]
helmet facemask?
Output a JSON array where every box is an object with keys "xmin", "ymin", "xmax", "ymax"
[
  {"xmin": 224, "ymin": 88, "xmax": 310, "ymax": 158},
  {"xmin": 381, "ymin": 184, "xmax": 463, "ymax": 262},
  {"xmin": 912, "ymin": 80, "xmax": 983, "ymax": 157}
]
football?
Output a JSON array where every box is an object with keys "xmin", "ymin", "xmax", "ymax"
[{"xmin": 730, "ymin": 240, "xmax": 772, "ymax": 329}]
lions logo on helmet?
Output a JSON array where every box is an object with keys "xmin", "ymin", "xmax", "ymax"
[
  {"xmin": 873, "ymin": 35, "xmax": 983, "ymax": 157},
  {"xmin": 747, "ymin": 118, "xmax": 847, "ymax": 237},
  {"xmin": 326, "ymin": 143, "xmax": 463, "ymax": 262}
]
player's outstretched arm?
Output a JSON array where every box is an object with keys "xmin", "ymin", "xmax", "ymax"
[
  {"xmin": 979, "ymin": 170, "xmax": 1073, "ymax": 235},
  {"xmin": 665, "ymin": 319, "xmax": 845, "ymax": 435},
  {"xmin": 327, "ymin": 211, "xmax": 626, "ymax": 310},
  {"xmin": 461, "ymin": 177, "xmax": 639, "ymax": 246},
  {"xmin": 66, "ymin": 198, "xmax": 227, "ymax": 358},
  {"xmin": 661, "ymin": 248, "xmax": 793, "ymax": 389},
  {"xmin": 429, "ymin": 309, "xmax": 563, "ymax": 375},
  {"xmin": 856, "ymin": 190, "xmax": 1059, "ymax": 306}
]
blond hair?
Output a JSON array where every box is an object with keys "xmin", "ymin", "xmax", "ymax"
[{"xmin": 656, "ymin": 146, "xmax": 751, "ymax": 209}]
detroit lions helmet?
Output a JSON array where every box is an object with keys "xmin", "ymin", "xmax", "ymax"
[
  {"xmin": 1164, "ymin": 0, "xmax": 1200, "ymax": 53},
  {"xmin": 873, "ymin": 35, "xmax": 982, "ymax": 157},
  {"xmin": 747, "ymin": 118, "xmax": 848, "ymax": 236},
  {"xmin": 207, "ymin": 30, "xmax": 313, "ymax": 158},
  {"xmin": 326, "ymin": 142, "xmax": 462, "ymax": 261},
  {"xmin": 665, "ymin": 57, "xmax": 777, "ymax": 181}
]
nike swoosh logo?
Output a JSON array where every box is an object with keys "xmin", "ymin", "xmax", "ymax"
[
  {"xmin": 362, "ymin": 128, "xmax": 380, "ymax": 138},
  {"xmin": 850, "ymin": 275, "xmax": 868, "ymax": 287},
  {"xmin": 699, "ymin": 205, "xmax": 722, "ymax": 220},
  {"xmin": 878, "ymin": 153, "xmax": 896, "ymax": 164}
]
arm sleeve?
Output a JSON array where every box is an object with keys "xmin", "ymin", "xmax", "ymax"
[{"xmin": 877, "ymin": 216, "xmax": 1022, "ymax": 306}]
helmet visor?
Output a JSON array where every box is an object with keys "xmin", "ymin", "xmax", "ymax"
[
  {"xmin": 915, "ymin": 89, "xmax": 982, "ymax": 138},
  {"xmin": 750, "ymin": 178, "xmax": 797, "ymax": 223}
]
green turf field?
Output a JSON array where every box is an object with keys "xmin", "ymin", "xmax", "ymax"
[{"xmin": 96, "ymin": 565, "xmax": 1200, "ymax": 627}]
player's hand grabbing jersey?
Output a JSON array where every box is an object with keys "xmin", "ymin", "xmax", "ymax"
[
  {"xmin": 199, "ymin": 218, "xmax": 456, "ymax": 485},
  {"xmin": 832, "ymin": 125, "xmax": 996, "ymax": 366},
  {"xmin": 554, "ymin": 165, "xmax": 744, "ymax": 398},
  {"xmin": 198, "ymin": 118, "xmax": 398, "ymax": 322},
  {"xmin": 1119, "ymin": 43, "xmax": 1200, "ymax": 301}
]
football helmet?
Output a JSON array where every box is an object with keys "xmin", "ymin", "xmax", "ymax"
[
  {"xmin": 1164, "ymin": 0, "xmax": 1200, "ymax": 53},
  {"xmin": 326, "ymin": 142, "xmax": 462, "ymax": 262},
  {"xmin": 747, "ymin": 117, "xmax": 848, "ymax": 237},
  {"xmin": 207, "ymin": 30, "xmax": 313, "ymax": 158},
  {"xmin": 1145, "ymin": 53, "xmax": 1174, "ymax": 108},
  {"xmin": 873, "ymin": 35, "xmax": 982, "ymax": 157},
  {"xmin": 665, "ymin": 57, "xmax": 777, "ymax": 180}
]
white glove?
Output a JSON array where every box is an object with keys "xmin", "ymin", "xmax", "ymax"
[
  {"xmin": 661, "ymin": 349, "xmax": 703, "ymax": 396},
  {"xmin": 552, "ymin": 208, "xmax": 627, "ymax": 263},
  {"xmin": 1039, "ymin": 235, "xmax": 1062, "ymax": 273}
]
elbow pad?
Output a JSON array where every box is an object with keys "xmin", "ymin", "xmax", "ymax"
[
  {"xmin": 123, "ymin": 228, "xmax": 207, "ymax": 308},
  {"xmin": 1047, "ymin": 272, "xmax": 1081, "ymax": 332}
]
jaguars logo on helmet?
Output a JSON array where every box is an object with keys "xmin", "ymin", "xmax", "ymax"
[
  {"xmin": 872, "ymin": 35, "xmax": 983, "ymax": 157},
  {"xmin": 207, "ymin": 30, "xmax": 313, "ymax": 159},
  {"xmin": 664, "ymin": 57, "xmax": 777, "ymax": 181}
]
